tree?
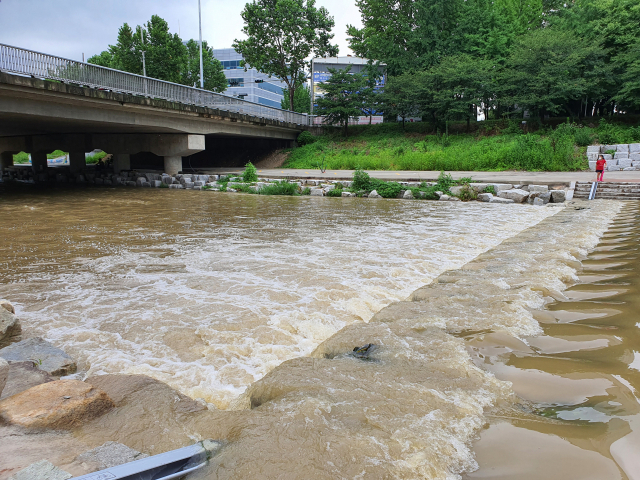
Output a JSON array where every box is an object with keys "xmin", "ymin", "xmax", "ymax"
[
  {"xmin": 616, "ymin": 40, "xmax": 640, "ymax": 111},
  {"xmin": 314, "ymin": 66, "xmax": 365, "ymax": 136},
  {"xmin": 88, "ymin": 16, "xmax": 226, "ymax": 93},
  {"xmin": 500, "ymin": 28, "xmax": 608, "ymax": 120},
  {"xmin": 233, "ymin": 0, "xmax": 339, "ymax": 111},
  {"xmin": 183, "ymin": 39, "xmax": 227, "ymax": 92},
  {"xmin": 360, "ymin": 62, "xmax": 384, "ymax": 123},
  {"xmin": 281, "ymin": 83, "xmax": 311, "ymax": 113},
  {"xmin": 380, "ymin": 73, "xmax": 422, "ymax": 129}
]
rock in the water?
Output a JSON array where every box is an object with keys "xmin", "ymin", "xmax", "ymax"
[
  {"xmin": 0, "ymin": 299, "xmax": 15, "ymax": 314},
  {"xmin": 0, "ymin": 358, "xmax": 8, "ymax": 397},
  {"xmin": 310, "ymin": 189, "xmax": 324, "ymax": 196},
  {"xmin": 0, "ymin": 380, "xmax": 114, "ymax": 429},
  {"xmin": 477, "ymin": 193, "xmax": 493, "ymax": 202},
  {"xmin": 488, "ymin": 183, "xmax": 513, "ymax": 194},
  {"xmin": 8, "ymin": 460, "xmax": 71, "ymax": 480},
  {"xmin": 439, "ymin": 194, "xmax": 450, "ymax": 201},
  {"xmin": 533, "ymin": 197, "xmax": 545, "ymax": 206},
  {"xmin": 402, "ymin": 189, "xmax": 414, "ymax": 199},
  {"xmin": 368, "ymin": 190, "xmax": 382, "ymax": 198},
  {"xmin": 489, "ymin": 197, "xmax": 515, "ymax": 204},
  {"xmin": 0, "ymin": 308, "xmax": 22, "ymax": 348},
  {"xmin": 538, "ymin": 192, "xmax": 552, "ymax": 204},
  {"xmin": 551, "ymin": 190, "xmax": 566, "ymax": 203},
  {"xmin": 448, "ymin": 197, "xmax": 461, "ymax": 202},
  {"xmin": 0, "ymin": 337, "xmax": 76, "ymax": 376},
  {"xmin": 341, "ymin": 191, "xmax": 354, "ymax": 197},
  {"xmin": 1, "ymin": 361, "xmax": 55, "ymax": 400},
  {"xmin": 528, "ymin": 185, "xmax": 549, "ymax": 194},
  {"xmin": 498, "ymin": 188, "xmax": 529, "ymax": 203},
  {"xmin": 75, "ymin": 441, "xmax": 148, "ymax": 470}
]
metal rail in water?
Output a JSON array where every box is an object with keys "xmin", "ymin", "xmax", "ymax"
[
  {"xmin": 589, "ymin": 181, "xmax": 598, "ymax": 200},
  {"xmin": 0, "ymin": 43, "xmax": 311, "ymax": 126},
  {"xmin": 71, "ymin": 440, "xmax": 221, "ymax": 480}
]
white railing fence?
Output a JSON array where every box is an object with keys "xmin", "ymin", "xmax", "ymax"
[{"xmin": 0, "ymin": 43, "xmax": 312, "ymax": 126}]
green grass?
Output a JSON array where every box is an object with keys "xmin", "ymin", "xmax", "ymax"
[{"xmin": 283, "ymin": 122, "xmax": 640, "ymax": 172}]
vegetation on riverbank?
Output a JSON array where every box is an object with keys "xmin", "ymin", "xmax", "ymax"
[{"xmin": 283, "ymin": 121, "xmax": 640, "ymax": 172}]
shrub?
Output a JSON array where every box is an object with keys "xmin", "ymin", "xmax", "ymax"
[
  {"xmin": 297, "ymin": 131, "xmax": 317, "ymax": 146},
  {"xmin": 13, "ymin": 152, "xmax": 30, "ymax": 164},
  {"xmin": 370, "ymin": 179, "xmax": 402, "ymax": 198},
  {"xmin": 483, "ymin": 185, "xmax": 496, "ymax": 195},
  {"xmin": 242, "ymin": 162, "xmax": 258, "ymax": 183},
  {"xmin": 259, "ymin": 180, "xmax": 298, "ymax": 195},
  {"xmin": 352, "ymin": 167, "xmax": 372, "ymax": 191},
  {"xmin": 456, "ymin": 184, "xmax": 477, "ymax": 201},
  {"xmin": 326, "ymin": 188, "xmax": 343, "ymax": 197},
  {"xmin": 435, "ymin": 171, "xmax": 455, "ymax": 193},
  {"xmin": 573, "ymin": 128, "xmax": 592, "ymax": 147},
  {"xmin": 301, "ymin": 187, "xmax": 311, "ymax": 195}
]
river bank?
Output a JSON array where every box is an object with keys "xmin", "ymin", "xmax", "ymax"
[{"xmin": 1, "ymin": 186, "xmax": 634, "ymax": 477}]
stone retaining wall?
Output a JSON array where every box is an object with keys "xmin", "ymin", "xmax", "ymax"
[{"xmin": 586, "ymin": 144, "xmax": 640, "ymax": 171}]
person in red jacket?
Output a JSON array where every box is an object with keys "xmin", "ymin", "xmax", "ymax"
[{"xmin": 595, "ymin": 155, "xmax": 606, "ymax": 182}]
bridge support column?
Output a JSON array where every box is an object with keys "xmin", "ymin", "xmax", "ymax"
[
  {"xmin": 69, "ymin": 151, "xmax": 85, "ymax": 174},
  {"xmin": 113, "ymin": 154, "xmax": 130, "ymax": 174},
  {"xmin": 1, "ymin": 152, "xmax": 14, "ymax": 170},
  {"xmin": 31, "ymin": 152, "xmax": 48, "ymax": 173},
  {"xmin": 164, "ymin": 156, "xmax": 183, "ymax": 175}
]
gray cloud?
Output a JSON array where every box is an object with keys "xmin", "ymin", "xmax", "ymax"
[{"xmin": 0, "ymin": 0, "xmax": 362, "ymax": 61}]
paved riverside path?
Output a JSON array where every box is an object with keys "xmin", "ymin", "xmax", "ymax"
[{"xmin": 203, "ymin": 168, "xmax": 640, "ymax": 185}]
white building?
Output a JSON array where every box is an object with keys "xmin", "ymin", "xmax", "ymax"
[{"xmin": 211, "ymin": 48, "xmax": 287, "ymax": 109}]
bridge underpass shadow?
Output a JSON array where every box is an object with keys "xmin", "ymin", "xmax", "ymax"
[{"xmin": 131, "ymin": 136, "xmax": 292, "ymax": 172}]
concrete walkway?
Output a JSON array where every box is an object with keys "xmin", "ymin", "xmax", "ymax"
[{"xmin": 203, "ymin": 168, "xmax": 640, "ymax": 185}]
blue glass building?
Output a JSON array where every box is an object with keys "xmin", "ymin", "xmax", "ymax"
[{"xmin": 211, "ymin": 48, "xmax": 288, "ymax": 109}]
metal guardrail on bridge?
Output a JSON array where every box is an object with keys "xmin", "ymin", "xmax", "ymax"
[{"xmin": 0, "ymin": 43, "xmax": 312, "ymax": 126}]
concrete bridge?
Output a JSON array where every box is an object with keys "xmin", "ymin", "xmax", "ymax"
[{"xmin": 0, "ymin": 44, "xmax": 309, "ymax": 175}]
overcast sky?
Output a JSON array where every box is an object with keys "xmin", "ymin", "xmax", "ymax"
[{"xmin": 0, "ymin": 0, "xmax": 362, "ymax": 61}]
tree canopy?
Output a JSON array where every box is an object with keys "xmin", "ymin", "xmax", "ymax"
[
  {"xmin": 88, "ymin": 15, "xmax": 226, "ymax": 93},
  {"xmin": 314, "ymin": 66, "xmax": 365, "ymax": 136},
  {"xmin": 233, "ymin": 0, "xmax": 339, "ymax": 111}
]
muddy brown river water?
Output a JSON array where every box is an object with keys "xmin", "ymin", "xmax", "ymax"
[{"xmin": 0, "ymin": 186, "xmax": 638, "ymax": 479}]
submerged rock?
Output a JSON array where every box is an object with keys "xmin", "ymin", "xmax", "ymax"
[
  {"xmin": 0, "ymin": 338, "xmax": 76, "ymax": 376},
  {"xmin": 75, "ymin": 441, "xmax": 148, "ymax": 470},
  {"xmin": 0, "ymin": 380, "xmax": 114, "ymax": 429},
  {"xmin": 8, "ymin": 460, "xmax": 71, "ymax": 480},
  {"xmin": 0, "ymin": 299, "xmax": 15, "ymax": 314},
  {"xmin": 0, "ymin": 308, "xmax": 21, "ymax": 348},
  {"xmin": 489, "ymin": 197, "xmax": 515, "ymax": 204},
  {"xmin": 351, "ymin": 343, "xmax": 377, "ymax": 359}
]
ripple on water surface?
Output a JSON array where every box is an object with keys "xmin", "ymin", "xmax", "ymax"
[{"xmin": 0, "ymin": 189, "xmax": 556, "ymax": 408}]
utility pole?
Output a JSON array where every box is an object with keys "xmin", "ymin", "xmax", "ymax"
[
  {"xmin": 198, "ymin": 0, "xmax": 204, "ymax": 89},
  {"xmin": 139, "ymin": 26, "xmax": 147, "ymax": 95},
  {"xmin": 310, "ymin": 58, "xmax": 314, "ymax": 114}
]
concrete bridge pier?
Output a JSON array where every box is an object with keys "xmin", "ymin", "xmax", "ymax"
[
  {"xmin": 113, "ymin": 154, "xmax": 131, "ymax": 174},
  {"xmin": 164, "ymin": 156, "xmax": 183, "ymax": 176},
  {"xmin": 0, "ymin": 151, "xmax": 13, "ymax": 170},
  {"xmin": 31, "ymin": 152, "xmax": 48, "ymax": 173},
  {"xmin": 69, "ymin": 151, "xmax": 86, "ymax": 174}
]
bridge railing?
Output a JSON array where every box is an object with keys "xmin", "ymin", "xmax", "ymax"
[{"xmin": 0, "ymin": 43, "xmax": 312, "ymax": 126}]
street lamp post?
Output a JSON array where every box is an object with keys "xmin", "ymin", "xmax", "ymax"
[{"xmin": 198, "ymin": 0, "xmax": 204, "ymax": 89}]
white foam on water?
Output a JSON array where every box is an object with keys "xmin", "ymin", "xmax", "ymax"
[{"xmin": 0, "ymin": 194, "xmax": 557, "ymax": 408}]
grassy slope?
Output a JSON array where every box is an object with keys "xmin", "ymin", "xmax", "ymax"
[{"xmin": 284, "ymin": 122, "xmax": 639, "ymax": 172}]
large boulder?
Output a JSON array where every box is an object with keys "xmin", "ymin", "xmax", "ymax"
[
  {"xmin": 488, "ymin": 183, "xmax": 513, "ymax": 194},
  {"xmin": 0, "ymin": 380, "xmax": 114, "ymax": 429},
  {"xmin": 551, "ymin": 190, "xmax": 567, "ymax": 203},
  {"xmin": 477, "ymin": 193, "xmax": 493, "ymax": 202},
  {"xmin": 498, "ymin": 188, "xmax": 529, "ymax": 203},
  {"xmin": 8, "ymin": 460, "xmax": 71, "ymax": 480},
  {"xmin": 630, "ymin": 144, "xmax": 640, "ymax": 154},
  {"xmin": 528, "ymin": 185, "xmax": 549, "ymax": 194},
  {"xmin": 368, "ymin": 190, "xmax": 382, "ymax": 198},
  {"xmin": 469, "ymin": 183, "xmax": 489, "ymax": 193},
  {"xmin": 310, "ymin": 189, "xmax": 324, "ymax": 196},
  {"xmin": 0, "ymin": 308, "xmax": 22, "ymax": 348},
  {"xmin": 0, "ymin": 338, "xmax": 76, "ymax": 376},
  {"xmin": 1, "ymin": 361, "xmax": 55, "ymax": 400},
  {"xmin": 0, "ymin": 358, "xmax": 8, "ymax": 397},
  {"xmin": 402, "ymin": 189, "xmax": 414, "ymax": 199}
]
